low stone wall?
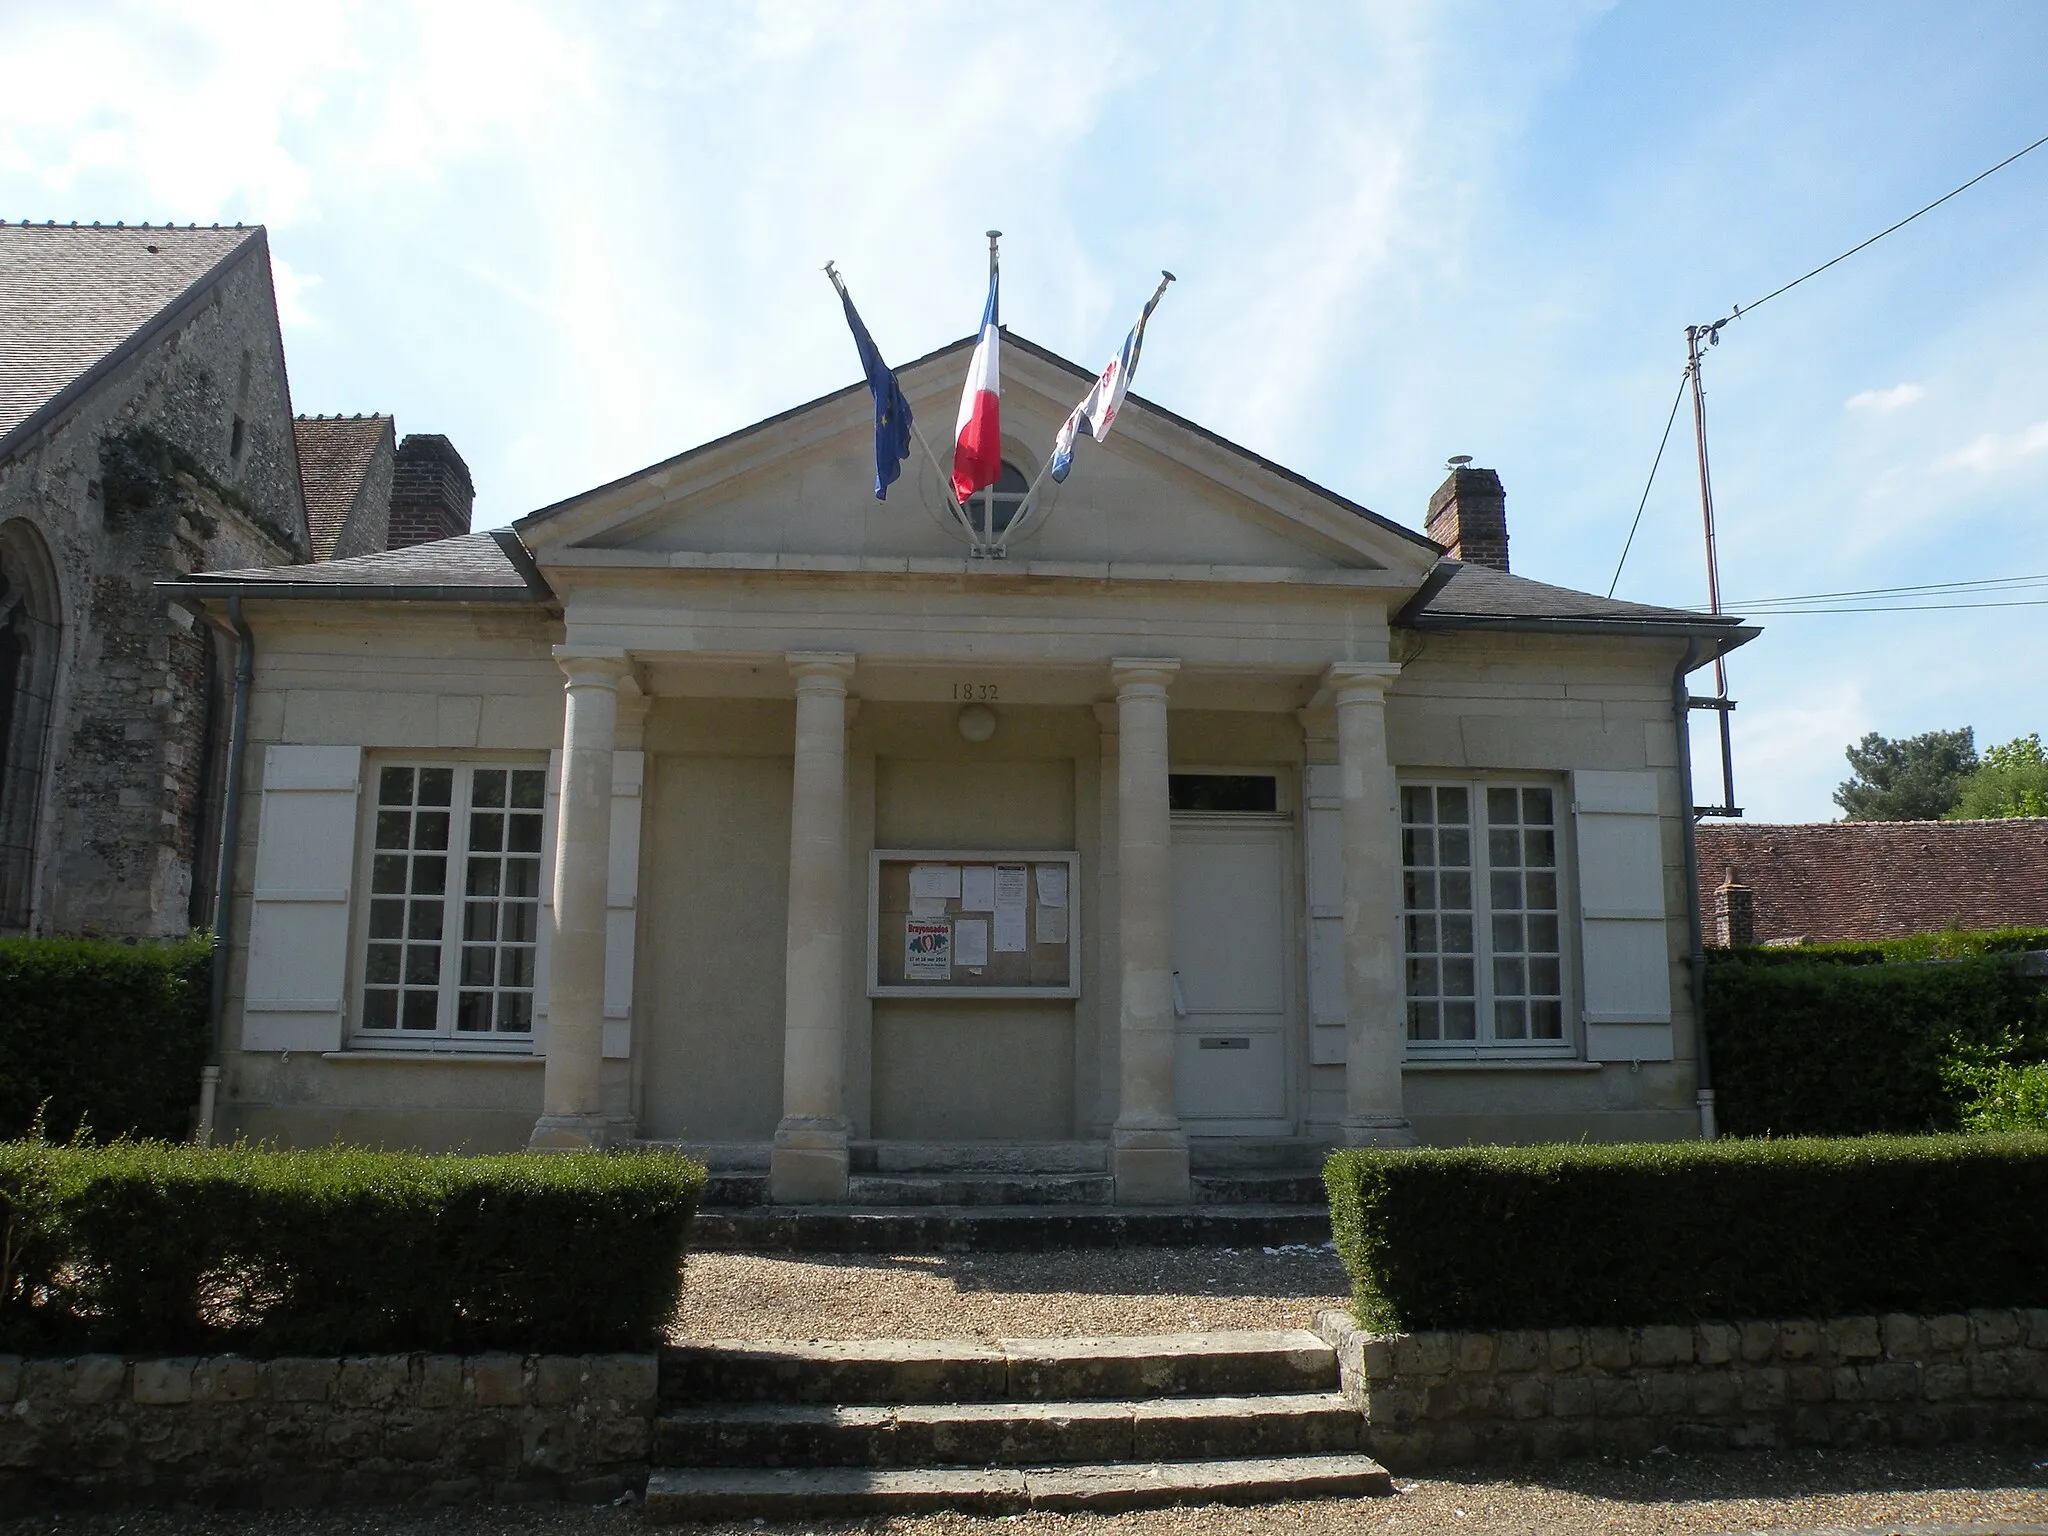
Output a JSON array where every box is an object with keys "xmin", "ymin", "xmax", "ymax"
[
  {"xmin": 1316, "ymin": 1307, "xmax": 2048, "ymax": 1469},
  {"xmin": 0, "ymin": 1352, "xmax": 656, "ymax": 1508}
]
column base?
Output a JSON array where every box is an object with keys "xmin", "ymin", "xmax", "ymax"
[
  {"xmin": 770, "ymin": 1116, "xmax": 851, "ymax": 1204},
  {"xmin": 1111, "ymin": 1126, "xmax": 1191, "ymax": 1205},
  {"xmin": 1340, "ymin": 1115, "xmax": 1420, "ymax": 1149},
  {"xmin": 527, "ymin": 1113, "xmax": 614, "ymax": 1152}
]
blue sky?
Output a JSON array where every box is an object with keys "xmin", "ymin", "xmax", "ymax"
[{"xmin": 4, "ymin": 1, "xmax": 2045, "ymax": 821}]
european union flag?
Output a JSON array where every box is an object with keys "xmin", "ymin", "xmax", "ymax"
[{"xmin": 830, "ymin": 268, "xmax": 913, "ymax": 500}]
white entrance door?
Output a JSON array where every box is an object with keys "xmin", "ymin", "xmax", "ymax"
[{"xmin": 1170, "ymin": 821, "xmax": 1292, "ymax": 1134}]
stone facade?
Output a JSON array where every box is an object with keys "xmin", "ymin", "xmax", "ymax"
[
  {"xmin": 0, "ymin": 226, "xmax": 307, "ymax": 935},
  {"xmin": 0, "ymin": 1351, "xmax": 656, "ymax": 1508},
  {"xmin": 1316, "ymin": 1307, "xmax": 2048, "ymax": 1469}
]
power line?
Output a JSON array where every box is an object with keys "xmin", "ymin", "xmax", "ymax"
[
  {"xmin": 1716, "ymin": 127, "xmax": 2048, "ymax": 326},
  {"xmin": 1606, "ymin": 371, "xmax": 1690, "ymax": 598},
  {"xmin": 1723, "ymin": 571, "xmax": 2048, "ymax": 606},
  {"xmin": 1703, "ymin": 596, "xmax": 2048, "ymax": 616}
]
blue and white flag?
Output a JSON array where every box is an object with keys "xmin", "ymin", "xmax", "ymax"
[
  {"xmin": 827, "ymin": 264, "xmax": 913, "ymax": 500},
  {"xmin": 1050, "ymin": 272, "xmax": 1174, "ymax": 484}
]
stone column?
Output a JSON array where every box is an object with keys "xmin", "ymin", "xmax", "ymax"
[
  {"xmin": 771, "ymin": 652, "xmax": 857, "ymax": 1203},
  {"xmin": 530, "ymin": 648, "xmax": 628, "ymax": 1151},
  {"xmin": 1327, "ymin": 662, "xmax": 1416, "ymax": 1146},
  {"xmin": 1108, "ymin": 658, "xmax": 1190, "ymax": 1204}
]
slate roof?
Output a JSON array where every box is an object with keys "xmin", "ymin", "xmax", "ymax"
[
  {"xmin": 1698, "ymin": 819, "xmax": 2048, "ymax": 944},
  {"xmin": 295, "ymin": 414, "xmax": 393, "ymax": 559},
  {"xmin": 172, "ymin": 531, "xmax": 546, "ymax": 600},
  {"xmin": 1412, "ymin": 561, "xmax": 1746, "ymax": 631},
  {"xmin": 0, "ymin": 222, "xmax": 258, "ymax": 444}
]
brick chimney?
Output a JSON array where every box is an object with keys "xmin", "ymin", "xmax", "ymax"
[
  {"xmin": 1715, "ymin": 870, "xmax": 1755, "ymax": 948},
  {"xmin": 385, "ymin": 434, "xmax": 474, "ymax": 549},
  {"xmin": 1425, "ymin": 466, "xmax": 1509, "ymax": 572}
]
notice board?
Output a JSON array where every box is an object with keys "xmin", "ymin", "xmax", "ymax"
[{"xmin": 868, "ymin": 849, "xmax": 1081, "ymax": 999}]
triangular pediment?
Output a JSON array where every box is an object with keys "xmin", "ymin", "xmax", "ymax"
[{"xmin": 516, "ymin": 334, "xmax": 1440, "ymax": 579}]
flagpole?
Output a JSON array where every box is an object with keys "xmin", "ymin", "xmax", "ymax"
[
  {"xmin": 981, "ymin": 231, "xmax": 1002, "ymax": 555},
  {"xmin": 998, "ymin": 269, "xmax": 1175, "ymax": 552},
  {"xmin": 823, "ymin": 260, "xmax": 983, "ymax": 548}
]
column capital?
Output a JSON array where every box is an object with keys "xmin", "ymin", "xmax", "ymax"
[
  {"xmin": 553, "ymin": 647, "xmax": 630, "ymax": 689},
  {"xmin": 1109, "ymin": 657, "xmax": 1181, "ymax": 695},
  {"xmin": 1321, "ymin": 660, "xmax": 1403, "ymax": 705},
  {"xmin": 787, "ymin": 651, "xmax": 856, "ymax": 689}
]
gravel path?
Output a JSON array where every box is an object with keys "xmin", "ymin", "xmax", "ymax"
[
  {"xmin": 1, "ymin": 1449, "xmax": 2043, "ymax": 1533},
  {"xmin": 670, "ymin": 1244, "xmax": 1349, "ymax": 1340}
]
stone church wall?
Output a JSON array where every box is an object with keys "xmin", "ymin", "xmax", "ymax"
[{"xmin": 0, "ymin": 244, "xmax": 304, "ymax": 936}]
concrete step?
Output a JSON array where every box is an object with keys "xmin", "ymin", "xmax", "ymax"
[
  {"xmin": 1191, "ymin": 1171, "xmax": 1327, "ymax": 1205},
  {"xmin": 660, "ymin": 1331, "xmax": 1339, "ymax": 1405},
  {"xmin": 655, "ymin": 1391, "xmax": 1362, "ymax": 1467},
  {"xmin": 1188, "ymin": 1137, "xmax": 1332, "ymax": 1172},
  {"xmin": 688, "ymin": 1202, "xmax": 1330, "ymax": 1253},
  {"xmin": 700, "ymin": 1171, "xmax": 769, "ymax": 1207},
  {"xmin": 862, "ymin": 1140, "xmax": 1109, "ymax": 1175},
  {"xmin": 845, "ymin": 1172, "xmax": 1112, "ymax": 1206},
  {"xmin": 642, "ymin": 1453, "xmax": 1391, "ymax": 1519}
]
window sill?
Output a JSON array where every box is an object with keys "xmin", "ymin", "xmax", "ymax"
[
  {"xmin": 324, "ymin": 1050, "xmax": 541, "ymax": 1066},
  {"xmin": 1403, "ymin": 1058, "xmax": 1602, "ymax": 1072}
]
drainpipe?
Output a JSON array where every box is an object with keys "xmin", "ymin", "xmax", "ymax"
[
  {"xmin": 1672, "ymin": 637, "xmax": 1715, "ymax": 1140},
  {"xmin": 197, "ymin": 594, "xmax": 254, "ymax": 1148}
]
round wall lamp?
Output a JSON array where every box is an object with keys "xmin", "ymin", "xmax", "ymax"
[{"xmin": 957, "ymin": 703, "xmax": 997, "ymax": 742}]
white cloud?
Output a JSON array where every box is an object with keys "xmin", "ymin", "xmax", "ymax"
[
  {"xmin": 1844, "ymin": 382, "xmax": 1925, "ymax": 413},
  {"xmin": 1939, "ymin": 419, "xmax": 2048, "ymax": 474},
  {"xmin": 269, "ymin": 256, "xmax": 320, "ymax": 329}
]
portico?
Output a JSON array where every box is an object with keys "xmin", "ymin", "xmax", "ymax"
[{"xmin": 185, "ymin": 329, "xmax": 1749, "ymax": 1170}]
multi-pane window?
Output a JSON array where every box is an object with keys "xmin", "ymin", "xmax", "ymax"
[
  {"xmin": 1402, "ymin": 782, "xmax": 1566, "ymax": 1048},
  {"xmin": 362, "ymin": 764, "xmax": 545, "ymax": 1044}
]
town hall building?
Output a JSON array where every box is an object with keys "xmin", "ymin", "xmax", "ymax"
[{"xmin": 167, "ymin": 333, "xmax": 1755, "ymax": 1203}]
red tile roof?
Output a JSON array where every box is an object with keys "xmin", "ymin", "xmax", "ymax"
[{"xmin": 1697, "ymin": 819, "xmax": 2048, "ymax": 943}]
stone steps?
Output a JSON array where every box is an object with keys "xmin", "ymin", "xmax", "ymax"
[
  {"xmin": 662, "ymin": 1331, "xmax": 1341, "ymax": 1403},
  {"xmin": 643, "ymin": 1455, "xmax": 1390, "ymax": 1518},
  {"xmin": 645, "ymin": 1331, "xmax": 1388, "ymax": 1523},
  {"xmin": 654, "ymin": 1391, "xmax": 1363, "ymax": 1466},
  {"xmin": 846, "ymin": 1172, "xmax": 1114, "ymax": 1206},
  {"xmin": 1192, "ymin": 1170, "xmax": 1327, "ymax": 1205},
  {"xmin": 688, "ymin": 1202, "xmax": 1331, "ymax": 1252}
]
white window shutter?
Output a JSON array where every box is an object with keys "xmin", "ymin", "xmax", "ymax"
[
  {"xmin": 603, "ymin": 750, "xmax": 644, "ymax": 1059},
  {"xmin": 1572, "ymin": 768, "xmax": 1674, "ymax": 1061},
  {"xmin": 241, "ymin": 745, "xmax": 362, "ymax": 1053},
  {"xmin": 1303, "ymin": 764, "xmax": 1348, "ymax": 1065},
  {"xmin": 532, "ymin": 749, "xmax": 562, "ymax": 1054}
]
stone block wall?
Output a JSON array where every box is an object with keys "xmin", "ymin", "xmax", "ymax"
[
  {"xmin": 1316, "ymin": 1307, "xmax": 2048, "ymax": 1469},
  {"xmin": 0, "ymin": 1351, "xmax": 656, "ymax": 1508}
]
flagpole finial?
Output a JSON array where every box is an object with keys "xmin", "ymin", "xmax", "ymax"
[{"xmin": 986, "ymin": 229, "xmax": 1002, "ymax": 242}]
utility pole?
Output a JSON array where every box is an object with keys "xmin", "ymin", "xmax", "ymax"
[{"xmin": 1685, "ymin": 322, "xmax": 1740, "ymax": 817}]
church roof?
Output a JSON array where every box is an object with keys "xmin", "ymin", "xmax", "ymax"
[
  {"xmin": 295, "ymin": 413, "xmax": 394, "ymax": 559},
  {"xmin": 1412, "ymin": 561, "xmax": 1750, "ymax": 633},
  {"xmin": 0, "ymin": 222, "xmax": 260, "ymax": 452}
]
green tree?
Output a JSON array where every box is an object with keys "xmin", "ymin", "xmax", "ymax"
[
  {"xmin": 1833, "ymin": 727, "xmax": 1976, "ymax": 821},
  {"xmin": 1949, "ymin": 733, "xmax": 2048, "ymax": 819}
]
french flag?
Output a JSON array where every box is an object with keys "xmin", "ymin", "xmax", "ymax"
[{"xmin": 950, "ymin": 269, "xmax": 1001, "ymax": 504}]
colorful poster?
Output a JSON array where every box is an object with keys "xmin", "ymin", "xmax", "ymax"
[
  {"xmin": 904, "ymin": 919, "xmax": 953, "ymax": 980},
  {"xmin": 955, "ymin": 918, "xmax": 989, "ymax": 968}
]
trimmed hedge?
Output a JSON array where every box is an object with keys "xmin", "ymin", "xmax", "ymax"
[
  {"xmin": 0, "ymin": 1141, "xmax": 705, "ymax": 1355},
  {"xmin": 1706, "ymin": 953, "xmax": 2048, "ymax": 1136},
  {"xmin": 1711, "ymin": 925, "xmax": 2048, "ymax": 967},
  {"xmin": 1326, "ymin": 1135, "xmax": 2048, "ymax": 1332},
  {"xmin": 0, "ymin": 935, "xmax": 211, "ymax": 1142}
]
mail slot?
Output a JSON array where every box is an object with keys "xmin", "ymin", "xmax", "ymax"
[{"xmin": 1198, "ymin": 1036, "xmax": 1251, "ymax": 1050}]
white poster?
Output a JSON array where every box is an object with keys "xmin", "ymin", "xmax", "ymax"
[
  {"xmin": 1035, "ymin": 863, "xmax": 1068, "ymax": 908},
  {"xmin": 955, "ymin": 918, "xmax": 989, "ymax": 968},
  {"xmin": 994, "ymin": 864, "xmax": 1028, "ymax": 904},
  {"xmin": 1036, "ymin": 905, "xmax": 1068, "ymax": 945},
  {"xmin": 960, "ymin": 865, "xmax": 997, "ymax": 912},
  {"xmin": 910, "ymin": 864, "xmax": 961, "ymax": 900},
  {"xmin": 909, "ymin": 896, "xmax": 950, "ymax": 919},
  {"xmin": 993, "ymin": 902, "xmax": 1028, "ymax": 953},
  {"xmin": 904, "ymin": 919, "xmax": 953, "ymax": 980}
]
